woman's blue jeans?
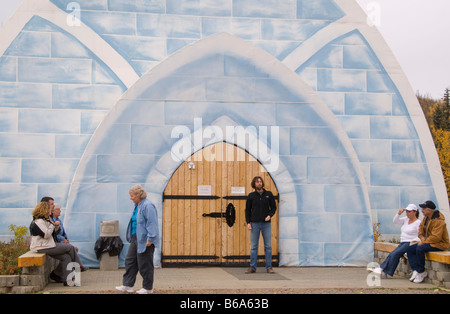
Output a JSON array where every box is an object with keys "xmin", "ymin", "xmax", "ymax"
[
  {"xmin": 380, "ymin": 242, "xmax": 410, "ymax": 276},
  {"xmin": 250, "ymin": 222, "xmax": 272, "ymax": 270}
]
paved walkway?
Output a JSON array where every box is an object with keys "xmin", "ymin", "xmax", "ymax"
[{"xmin": 42, "ymin": 267, "xmax": 444, "ymax": 294}]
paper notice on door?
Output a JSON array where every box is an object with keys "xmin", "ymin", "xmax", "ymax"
[
  {"xmin": 198, "ymin": 185, "xmax": 212, "ymax": 196},
  {"xmin": 231, "ymin": 186, "xmax": 245, "ymax": 195}
]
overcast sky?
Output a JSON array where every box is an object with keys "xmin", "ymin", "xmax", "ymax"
[{"xmin": 1, "ymin": 0, "xmax": 448, "ymax": 99}]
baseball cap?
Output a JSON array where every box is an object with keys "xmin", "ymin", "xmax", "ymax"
[
  {"xmin": 405, "ymin": 204, "xmax": 418, "ymax": 211},
  {"xmin": 419, "ymin": 200, "xmax": 436, "ymax": 210}
]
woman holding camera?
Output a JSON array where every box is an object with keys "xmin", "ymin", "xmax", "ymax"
[{"xmin": 30, "ymin": 201, "xmax": 87, "ymax": 286}]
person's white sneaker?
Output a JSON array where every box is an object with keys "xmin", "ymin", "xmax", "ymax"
[
  {"xmin": 115, "ymin": 285, "xmax": 134, "ymax": 293},
  {"xmin": 136, "ymin": 288, "xmax": 153, "ymax": 294},
  {"xmin": 409, "ymin": 271, "xmax": 418, "ymax": 282},
  {"xmin": 413, "ymin": 271, "xmax": 427, "ymax": 283},
  {"xmin": 372, "ymin": 267, "xmax": 382, "ymax": 274}
]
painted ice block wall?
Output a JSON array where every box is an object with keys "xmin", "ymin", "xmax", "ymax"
[{"xmin": 0, "ymin": 0, "xmax": 447, "ymax": 267}]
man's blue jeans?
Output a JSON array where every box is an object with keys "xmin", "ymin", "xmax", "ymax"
[
  {"xmin": 407, "ymin": 243, "xmax": 442, "ymax": 273},
  {"xmin": 250, "ymin": 222, "xmax": 272, "ymax": 270}
]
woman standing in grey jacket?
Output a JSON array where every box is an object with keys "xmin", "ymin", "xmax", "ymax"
[{"xmin": 30, "ymin": 201, "xmax": 87, "ymax": 286}]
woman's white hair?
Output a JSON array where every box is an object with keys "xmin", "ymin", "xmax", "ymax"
[{"xmin": 129, "ymin": 184, "xmax": 147, "ymax": 199}]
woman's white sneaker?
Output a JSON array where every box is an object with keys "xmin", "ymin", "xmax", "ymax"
[
  {"xmin": 115, "ymin": 285, "xmax": 134, "ymax": 293},
  {"xmin": 136, "ymin": 288, "xmax": 154, "ymax": 294},
  {"xmin": 409, "ymin": 271, "xmax": 418, "ymax": 282}
]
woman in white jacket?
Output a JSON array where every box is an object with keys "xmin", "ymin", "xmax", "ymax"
[
  {"xmin": 30, "ymin": 202, "xmax": 87, "ymax": 286},
  {"xmin": 373, "ymin": 204, "xmax": 421, "ymax": 278}
]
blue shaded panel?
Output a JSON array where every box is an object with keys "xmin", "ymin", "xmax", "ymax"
[
  {"xmin": 166, "ymin": 0, "xmax": 231, "ymax": 16},
  {"xmin": 51, "ymin": 0, "xmax": 107, "ymax": 10},
  {"xmin": 351, "ymin": 140, "xmax": 391, "ymax": 162},
  {"xmin": 138, "ymin": 76, "xmax": 206, "ymax": 101},
  {"xmin": 69, "ymin": 184, "xmax": 117, "ymax": 214},
  {"xmin": 317, "ymin": 69, "xmax": 366, "ymax": 92},
  {"xmin": 298, "ymin": 242, "xmax": 324, "ymax": 266},
  {"xmin": 55, "ymin": 135, "xmax": 91, "ymax": 158},
  {"xmin": 22, "ymin": 159, "xmax": 79, "ymax": 183},
  {"xmin": 137, "ymin": 14, "xmax": 201, "ymax": 38},
  {"xmin": 0, "ymin": 109, "xmax": 17, "ymax": 132},
  {"xmin": 51, "ymin": 32, "xmax": 91, "ymax": 58},
  {"xmin": 92, "ymin": 124, "xmax": 131, "ymax": 155},
  {"xmin": 0, "ymin": 159, "xmax": 20, "ymax": 183},
  {"xmin": 131, "ymin": 125, "xmax": 174, "ymax": 155},
  {"xmin": 343, "ymin": 45, "xmax": 382, "ymax": 70},
  {"xmin": 37, "ymin": 184, "xmax": 71, "ymax": 208},
  {"xmin": 341, "ymin": 214, "xmax": 373, "ymax": 242},
  {"xmin": 345, "ymin": 93, "xmax": 392, "ymax": 115},
  {"xmin": 392, "ymin": 141, "xmax": 425, "ymax": 163},
  {"xmin": 64, "ymin": 213, "xmax": 96, "ymax": 242},
  {"xmin": 233, "ymin": 0, "xmax": 297, "ymax": 19},
  {"xmin": 324, "ymin": 185, "xmax": 367, "ymax": 213},
  {"xmin": 336, "ymin": 116, "xmax": 370, "ymax": 139},
  {"xmin": 0, "ymin": 83, "xmax": 52, "ymax": 108},
  {"xmin": 115, "ymin": 100, "xmax": 165, "ymax": 125},
  {"xmin": 368, "ymin": 186, "xmax": 399, "ymax": 210},
  {"xmin": 81, "ymin": 111, "xmax": 107, "ymax": 134},
  {"xmin": 0, "ymin": 185, "xmax": 36, "ymax": 208},
  {"xmin": 371, "ymin": 164, "xmax": 432, "ymax": 186},
  {"xmin": 4, "ymin": 32, "xmax": 50, "ymax": 57},
  {"xmin": 290, "ymin": 128, "xmax": 347, "ymax": 156},
  {"xmin": 103, "ymin": 35, "xmax": 167, "ymax": 62},
  {"xmin": 377, "ymin": 210, "xmax": 400, "ymax": 235},
  {"xmin": 370, "ymin": 116, "xmax": 418, "ymax": 139},
  {"xmin": 97, "ymin": 155, "xmax": 158, "ymax": 183},
  {"xmin": 261, "ymin": 19, "xmax": 329, "ymax": 41},
  {"xmin": 18, "ymin": 58, "xmax": 92, "ymax": 84},
  {"xmin": 308, "ymin": 158, "xmax": 361, "ymax": 185},
  {"xmin": 0, "ymin": 57, "xmax": 17, "ymax": 82},
  {"xmin": 324, "ymin": 243, "xmax": 373, "ymax": 266},
  {"xmin": 302, "ymin": 45, "xmax": 343, "ymax": 69},
  {"xmin": 279, "ymin": 156, "xmax": 307, "ymax": 185},
  {"xmin": 202, "ymin": 18, "xmax": 261, "ymax": 40},
  {"xmin": 254, "ymin": 41, "xmax": 301, "ymax": 61},
  {"xmin": 52, "ymin": 85, "xmax": 124, "ymax": 110},
  {"xmin": 81, "ymin": 11, "xmax": 137, "ymax": 35},
  {"xmin": 367, "ymin": 71, "xmax": 397, "ymax": 93},
  {"xmin": 400, "ymin": 188, "xmax": 436, "ymax": 208},
  {"xmin": 108, "ymin": 0, "xmax": 165, "ymax": 13},
  {"xmin": 297, "ymin": 0, "xmax": 345, "ymax": 20},
  {"xmin": 295, "ymin": 185, "xmax": 324, "ymax": 212},
  {"xmin": 298, "ymin": 213, "xmax": 340, "ymax": 242},
  {"xmin": 18, "ymin": 110, "xmax": 80, "ymax": 134},
  {"xmin": 0, "ymin": 134, "xmax": 53, "ymax": 158},
  {"xmin": 224, "ymin": 55, "xmax": 269, "ymax": 78},
  {"xmin": 277, "ymin": 103, "xmax": 327, "ymax": 127},
  {"xmin": 0, "ymin": 209, "xmax": 34, "ymax": 233}
]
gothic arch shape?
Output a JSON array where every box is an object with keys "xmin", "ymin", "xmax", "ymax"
[{"xmin": 64, "ymin": 33, "xmax": 373, "ymax": 267}]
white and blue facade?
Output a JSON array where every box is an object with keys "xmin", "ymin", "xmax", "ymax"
[{"xmin": 0, "ymin": 0, "xmax": 447, "ymax": 267}]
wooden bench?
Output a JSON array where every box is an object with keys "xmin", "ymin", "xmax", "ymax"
[
  {"xmin": 18, "ymin": 251, "xmax": 47, "ymax": 267},
  {"xmin": 375, "ymin": 242, "xmax": 450, "ymax": 264},
  {"xmin": 374, "ymin": 242, "xmax": 450, "ymax": 288}
]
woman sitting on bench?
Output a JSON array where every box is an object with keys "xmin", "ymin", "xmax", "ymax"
[{"xmin": 29, "ymin": 201, "xmax": 88, "ymax": 286}]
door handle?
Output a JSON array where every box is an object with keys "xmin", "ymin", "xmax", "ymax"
[{"xmin": 201, "ymin": 203, "xmax": 235, "ymax": 227}]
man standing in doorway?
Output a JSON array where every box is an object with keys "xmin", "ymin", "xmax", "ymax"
[{"xmin": 245, "ymin": 176, "xmax": 277, "ymax": 274}]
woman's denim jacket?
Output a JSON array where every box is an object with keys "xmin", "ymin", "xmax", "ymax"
[{"xmin": 126, "ymin": 198, "xmax": 159, "ymax": 253}]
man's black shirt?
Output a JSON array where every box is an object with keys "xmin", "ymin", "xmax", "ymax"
[{"xmin": 245, "ymin": 189, "xmax": 277, "ymax": 223}]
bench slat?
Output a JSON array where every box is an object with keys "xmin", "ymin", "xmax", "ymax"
[
  {"xmin": 375, "ymin": 242, "xmax": 450, "ymax": 265},
  {"xmin": 18, "ymin": 252, "xmax": 46, "ymax": 267}
]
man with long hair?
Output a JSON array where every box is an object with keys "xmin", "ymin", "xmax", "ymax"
[{"xmin": 245, "ymin": 176, "xmax": 277, "ymax": 273}]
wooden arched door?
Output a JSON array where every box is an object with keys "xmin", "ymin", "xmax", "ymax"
[{"xmin": 162, "ymin": 142, "xmax": 279, "ymax": 266}]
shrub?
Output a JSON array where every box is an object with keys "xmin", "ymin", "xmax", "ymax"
[{"xmin": 0, "ymin": 225, "xmax": 29, "ymax": 275}]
